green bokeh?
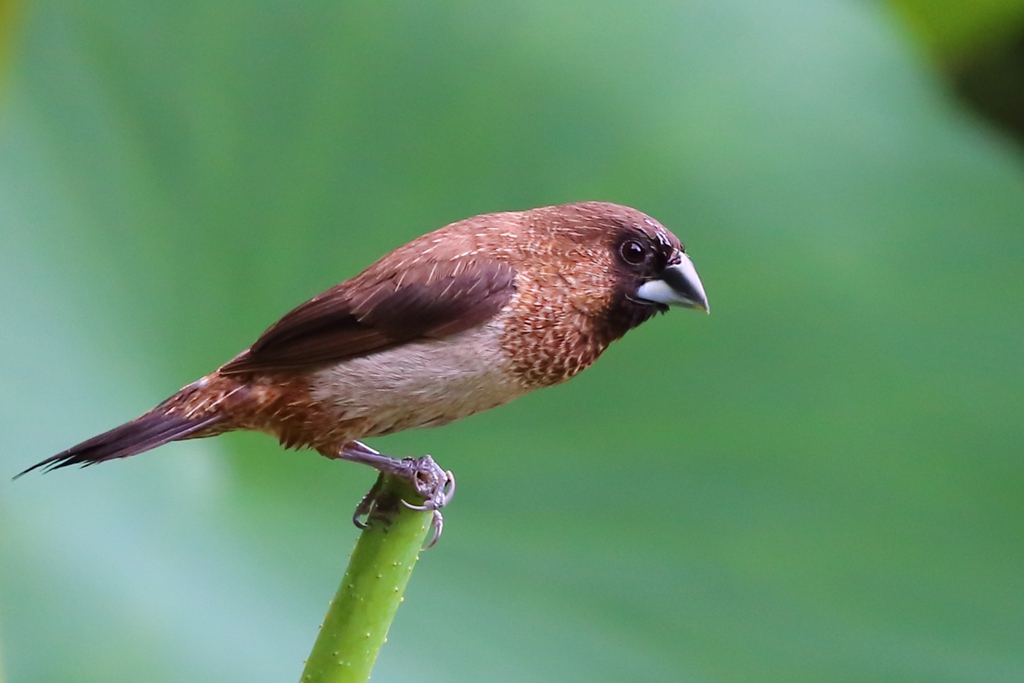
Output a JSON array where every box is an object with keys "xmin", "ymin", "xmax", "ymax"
[{"xmin": 2, "ymin": 1, "xmax": 1023, "ymax": 682}]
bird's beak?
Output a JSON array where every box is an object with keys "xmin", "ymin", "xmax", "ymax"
[{"xmin": 635, "ymin": 252, "xmax": 710, "ymax": 313}]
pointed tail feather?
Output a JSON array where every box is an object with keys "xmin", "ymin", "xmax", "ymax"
[{"xmin": 15, "ymin": 411, "xmax": 221, "ymax": 478}]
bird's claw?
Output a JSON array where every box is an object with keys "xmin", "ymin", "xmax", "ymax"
[
  {"xmin": 401, "ymin": 466, "xmax": 454, "ymax": 549},
  {"xmin": 343, "ymin": 446, "xmax": 455, "ymax": 548},
  {"xmin": 351, "ymin": 474, "xmax": 383, "ymax": 529},
  {"xmin": 401, "ymin": 467, "xmax": 455, "ymax": 511}
]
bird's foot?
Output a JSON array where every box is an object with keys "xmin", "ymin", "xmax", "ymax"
[{"xmin": 342, "ymin": 441, "xmax": 455, "ymax": 548}]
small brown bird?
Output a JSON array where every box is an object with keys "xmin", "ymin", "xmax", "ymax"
[{"xmin": 18, "ymin": 202, "xmax": 708, "ymax": 522}]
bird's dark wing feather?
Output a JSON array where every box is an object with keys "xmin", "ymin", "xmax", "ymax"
[{"xmin": 220, "ymin": 258, "xmax": 516, "ymax": 375}]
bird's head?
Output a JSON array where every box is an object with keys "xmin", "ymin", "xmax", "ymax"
[
  {"xmin": 520, "ymin": 202, "xmax": 709, "ymax": 341},
  {"xmin": 609, "ymin": 214, "xmax": 709, "ymax": 314}
]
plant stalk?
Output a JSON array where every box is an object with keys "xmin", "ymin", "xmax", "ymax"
[{"xmin": 300, "ymin": 474, "xmax": 433, "ymax": 683}]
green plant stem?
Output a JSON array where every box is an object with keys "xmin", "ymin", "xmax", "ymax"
[{"xmin": 300, "ymin": 475, "xmax": 433, "ymax": 683}]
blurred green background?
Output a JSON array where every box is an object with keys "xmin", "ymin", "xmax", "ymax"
[{"xmin": 2, "ymin": 1, "xmax": 1023, "ymax": 681}]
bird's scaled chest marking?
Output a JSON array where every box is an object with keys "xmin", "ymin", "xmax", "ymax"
[
  {"xmin": 307, "ymin": 321, "xmax": 527, "ymax": 437},
  {"xmin": 499, "ymin": 273, "xmax": 612, "ymax": 388}
]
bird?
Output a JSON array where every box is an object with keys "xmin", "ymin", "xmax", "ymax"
[{"xmin": 17, "ymin": 201, "xmax": 708, "ymax": 531}]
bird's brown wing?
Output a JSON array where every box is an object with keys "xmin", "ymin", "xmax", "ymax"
[{"xmin": 220, "ymin": 257, "xmax": 516, "ymax": 375}]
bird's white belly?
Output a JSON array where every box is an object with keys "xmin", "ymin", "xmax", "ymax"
[{"xmin": 307, "ymin": 321, "xmax": 527, "ymax": 436}]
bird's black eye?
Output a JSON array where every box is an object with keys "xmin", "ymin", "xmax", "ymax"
[{"xmin": 619, "ymin": 239, "xmax": 647, "ymax": 266}]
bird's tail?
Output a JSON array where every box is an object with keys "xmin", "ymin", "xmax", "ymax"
[{"xmin": 15, "ymin": 384, "xmax": 226, "ymax": 478}]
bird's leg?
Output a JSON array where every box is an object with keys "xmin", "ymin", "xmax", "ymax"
[{"xmin": 336, "ymin": 440, "xmax": 455, "ymax": 548}]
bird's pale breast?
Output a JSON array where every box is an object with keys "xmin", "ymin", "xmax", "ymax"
[{"xmin": 307, "ymin": 319, "xmax": 529, "ymax": 438}]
